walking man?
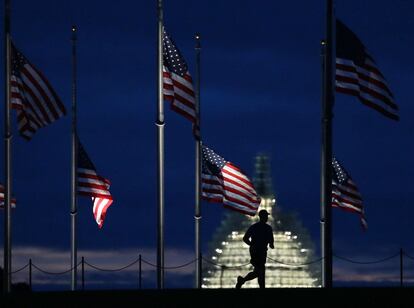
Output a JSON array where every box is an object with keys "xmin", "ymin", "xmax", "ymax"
[{"xmin": 236, "ymin": 209, "xmax": 274, "ymax": 289}]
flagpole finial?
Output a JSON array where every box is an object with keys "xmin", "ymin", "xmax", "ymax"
[
  {"xmin": 195, "ymin": 33, "xmax": 201, "ymax": 49},
  {"xmin": 71, "ymin": 25, "xmax": 77, "ymax": 42}
]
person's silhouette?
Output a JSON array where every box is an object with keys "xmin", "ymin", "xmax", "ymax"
[{"xmin": 236, "ymin": 209, "xmax": 274, "ymax": 289}]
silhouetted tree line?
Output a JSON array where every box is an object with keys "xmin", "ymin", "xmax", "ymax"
[{"xmin": 0, "ymin": 267, "xmax": 31, "ymax": 294}]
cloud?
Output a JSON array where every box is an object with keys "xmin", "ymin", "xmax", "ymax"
[
  {"xmin": 7, "ymin": 245, "xmax": 414, "ymax": 289},
  {"xmin": 333, "ymin": 252, "xmax": 414, "ymax": 284},
  {"xmin": 3, "ymin": 246, "xmax": 195, "ymax": 289},
  {"xmin": 334, "ymin": 264, "xmax": 414, "ymax": 284}
]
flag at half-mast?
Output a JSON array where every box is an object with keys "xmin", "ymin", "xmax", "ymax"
[
  {"xmin": 0, "ymin": 184, "xmax": 16, "ymax": 209},
  {"xmin": 77, "ymin": 138, "xmax": 113, "ymax": 228},
  {"xmin": 201, "ymin": 145, "xmax": 261, "ymax": 216},
  {"xmin": 10, "ymin": 42, "xmax": 66, "ymax": 140},
  {"xmin": 336, "ymin": 20, "xmax": 398, "ymax": 121},
  {"xmin": 162, "ymin": 29, "xmax": 197, "ymax": 129},
  {"xmin": 332, "ymin": 157, "xmax": 367, "ymax": 230}
]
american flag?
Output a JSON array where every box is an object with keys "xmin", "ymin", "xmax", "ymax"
[
  {"xmin": 201, "ymin": 145, "xmax": 260, "ymax": 216},
  {"xmin": 162, "ymin": 29, "xmax": 197, "ymax": 128},
  {"xmin": 0, "ymin": 184, "xmax": 16, "ymax": 209},
  {"xmin": 336, "ymin": 20, "xmax": 398, "ymax": 121},
  {"xmin": 332, "ymin": 157, "xmax": 367, "ymax": 230},
  {"xmin": 77, "ymin": 139, "xmax": 113, "ymax": 228},
  {"xmin": 10, "ymin": 42, "xmax": 66, "ymax": 140}
]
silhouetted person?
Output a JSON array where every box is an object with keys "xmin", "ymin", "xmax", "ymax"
[{"xmin": 236, "ymin": 209, "xmax": 274, "ymax": 289}]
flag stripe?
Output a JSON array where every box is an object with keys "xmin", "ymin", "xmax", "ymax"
[
  {"xmin": 332, "ymin": 157, "xmax": 367, "ymax": 230},
  {"xmin": 336, "ymin": 73, "xmax": 396, "ymax": 109},
  {"xmin": 93, "ymin": 197, "xmax": 113, "ymax": 228},
  {"xmin": 78, "ymin": 191, "xmax": 113, "ymax": 200},
  {"xmin": 332, "ymin": 200, "xmax": 363, "ymax": 214},
  {"xmin": 0, "ymin": 184, "xmax": 17, "ymax": 208},
  {"xmin": 222, "ymin": 180, "xmax": 260, "ymax": 204},
  {"xmin": 336, "ymin": 58, "xmax": 392, "ymax": 94},
  {"xmin": 162, "ymin": 30, "xmax": 197, "ymax": 137},
  {"xmin": 333, "ymin": 182, "xmax": 362, "ymax": 201},
  {"xmin": 21, "ymin": 65, "xmax": 62, "ymax": 120},
  {"xmin": 10, "ymin": 43, "xmax": 66, "ymax": 139},
  {"xmin": 223, "ymin": 163, "xmax": 256, "ymax": 190},
  {"xmin": 336, "ymin": 87, "xmax": 400, "ymax": 121},
  {"xmin": 17, "ymin": 76, "xmax": 52, "ymax": 124},
  {"xmin": 30, "ymin": 65, "xmax": 66, "ymax": 115},
  {"xmin": 78, "ymin": 182, "xmax": 111, "ymax": 193},
  {"xmin": 336, "ymin": 62, "xmax": 393, "ymax": 97},
  {"xmin": 336, "ymin": 21, "xmax": 398, "ymax": 121},
  {"xmin": 11, "ymin": 77, "xmax": 48, "ymax": 126},
  {"xmin": 170, "ymin": 104, "xmax": 196, "ymax": 122},
  {"xmin": 201, "ymin": 146, "xmax": 260, "ymax": 216},
  {"xmin": 77, "ymin": 140, "xmax": 113, "ymax": 229}
]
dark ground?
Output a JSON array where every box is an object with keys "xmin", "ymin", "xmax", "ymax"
[{"xmin": 1, "ymin": 288, "xmax": 413, "ymax": 307}]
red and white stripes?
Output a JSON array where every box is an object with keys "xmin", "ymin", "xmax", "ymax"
[
  {"xmin": 163, "ymin": 67, "xmax": 196, "ymax": 122},
  {"xmin": 0, "ymin": 184, "xmax": 16, "ymax": 209},
  {"xmin": 77, "ymin": 167, "xmax": 113, "ymax": 228},
  {"xmin": 201, "ymin": 146, "xmax": 261, "ymax": 216},
  {"xmin": 336, "ymin": 57, "xmax": 398, "ymax": 121},
  {"xmin": 10, "ymin": 43, "xmax": 66, "ymax": 140},
  {"xmin": 332, "ymin": 161, "xmax": 368, "ymax": 230}
]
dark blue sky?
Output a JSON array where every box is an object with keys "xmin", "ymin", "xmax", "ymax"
[{"xmin": 1, "ymin": 0, "xmax": 414, "ymax": 289}]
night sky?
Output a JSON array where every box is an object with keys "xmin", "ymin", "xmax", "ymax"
[{"xmin": 1, "ymin": 0, "xmax": 414, "ymax": 289}]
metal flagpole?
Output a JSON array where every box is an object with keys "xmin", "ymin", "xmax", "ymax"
[
  {"xmin": 156, "ymin": 0, "xmax": 165, "ymax": 289},
  {"xmin": 194, "ymin": 33, "xmax": 202, "ymax": 289},
  {"xmin": 70, "ymin": 25, "xmax": 78, "ymax": 291},
  {"xmin": 3, "ymin": 0, "xmax": 12, "ymax": 294},
  {"xmin": 321, "ymin": 0, "xmax": 334, "ymax": 288},
  {"xmin": 400, "ymin": 248, "xmax": 403, "ymax": 287}
]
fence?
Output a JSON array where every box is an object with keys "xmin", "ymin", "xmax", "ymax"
[{"xmin": 10, "ymin": 248, "xmax": 414, "ymax": 290}]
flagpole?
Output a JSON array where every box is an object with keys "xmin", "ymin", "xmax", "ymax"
[
  {"xmin": 3, "ymin": 0, "xmax": 12, "ymax": 294},
  {"xmin": 70, "ymin": 25, "xmax": 78, "ymax": 291},
  {"xmin": 194, "ymin": 33, "xmax": 202, "ymax": 289},
  {"xmin": 156, "ymin": 0, "xmax": 165, "ymax": 289},
  {"xmin": 321, "ymin": 0, "xmax": 334, "ymax": 288}
]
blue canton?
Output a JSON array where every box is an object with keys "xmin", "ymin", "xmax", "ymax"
[
  {"xmin": 332, "ymin": 157, "xmax": 349, "ymax": 184},
  {"xmin": 77, "ymin": 138, "xmax": 96, "ymax": 171},
  {"xmin": 163, "ymin": 29, "xmax": 188, "ymax": 77},
  {"xmin": 11, "ymin": 45, "xmax": 26, "ymax": 76},
  {"xmin": 202, "ymin": 146, "xmax": 226, "ymax": 176}
]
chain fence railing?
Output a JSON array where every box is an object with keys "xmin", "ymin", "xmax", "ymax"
[{"xmin": 9, "ymin": 248, "xmax": 414, "ymax": 290}]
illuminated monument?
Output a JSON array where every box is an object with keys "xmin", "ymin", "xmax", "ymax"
[{"xmin": 202, "ymin": 154, "xmax": 321, "ymax": 288}]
